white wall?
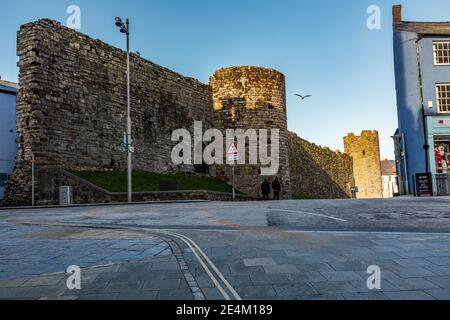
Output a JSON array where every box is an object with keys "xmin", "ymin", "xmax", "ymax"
[
  {"xmin": 382, "ymin": 175, "xmax": 399, "ymax": 198},
  {"xmin": 0, "ymin": 87, "xmax": 17, "ymax": 199}
]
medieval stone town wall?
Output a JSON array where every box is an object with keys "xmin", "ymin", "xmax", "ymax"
[
  {"xmin": 344, "ymin": 131, "xmax": 383, "ymax": 199},
  {"xmin": 4, "ymin": 19, "xmax": 213, "ymax": 205},
  {"xmin": 288, "ymin": 132, "xmax": 354, "ymax": 199},
  {"xmin": 4, "ymin": 19, "xmax": 356, "ymax": 205}
]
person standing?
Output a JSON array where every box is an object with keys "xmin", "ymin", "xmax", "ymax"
[
  {"xmin": 272, "ymin": 177, "xmax": 281, "ymax": 200},
  {"xmin": 261, "ymin": 179, "xmax": 271, "ymax": 200}
]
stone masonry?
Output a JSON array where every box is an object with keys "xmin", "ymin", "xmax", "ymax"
[
  {"xmin": 209, "ymin": 67, "xmax": 292, "ymax": 198},
  {"xmin": 344, "ymin": 131, "xmax": 383, "ymax": 199},
  {"xmin": 289, "ymin": 132, "xmax": 354, "ymax": 199},
  {"xmin": 4, "ymin": 19, "xmax": 356, "ymax": 205},
  {"xmin": 5, "ymin": 19, "xmax": 213, "ymax": 205}
]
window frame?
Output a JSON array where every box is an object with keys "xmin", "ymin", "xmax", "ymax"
[
  {"xmin": 433, "ymin": 42, "xmax": 450, "ymax": 66},
  {"xmin": 435, "ymin": 83, "xmax": 450, "ymax": 114}
]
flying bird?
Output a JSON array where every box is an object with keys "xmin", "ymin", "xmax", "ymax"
[{"xmin": 295, "ymin": 94, "xmax": 312, "ymax": 100}]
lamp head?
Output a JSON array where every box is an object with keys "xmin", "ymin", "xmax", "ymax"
[{"xmin": 115, "ymin": 17, "xmax": 123, "ymax": 27}]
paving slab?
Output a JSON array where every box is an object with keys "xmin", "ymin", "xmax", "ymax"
[
  {"xmin": 426, "ymin": 289, "xmax": 450, "ymax": 300},
  {"xmin": 320, "ymin": 271, "xmax": 364, "ymax": 282},
  {"xmin": 263, "ymin": 264, "xmax": 299, "ymax": 275},
  {"xmin": 273, "ymin": 283, "xmax": 317, "ymax": 297},
  {"xmin": 2, "ymin": 198, "xmax": 450, "ymax": 300},
  {"xmin": 384, "ymin": 291, "xmax": 436, "ymax": 300},
  {"xmin": 234, "ymin": 285, "xmax": 278, "ymax": 299},
  {"xmin": 343, "ymin": 292, "xmax": 391, "ymax": 300},
  {"xmin": 243, "ymin": 258, "xmax": 277, "ymax": 267}
]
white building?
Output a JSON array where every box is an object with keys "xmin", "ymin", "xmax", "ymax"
[
  {"xmin": 381, "ymin": 160, "xmax": 399, "ymax": 198},
  {"xmin": 0, "ymin": 79, "xmax": 18, "ymax": 200}
]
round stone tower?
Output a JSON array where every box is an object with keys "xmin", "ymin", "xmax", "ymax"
[{"xmin": 209, "ymin": 66, "xmax": 291, "ymax": 199}]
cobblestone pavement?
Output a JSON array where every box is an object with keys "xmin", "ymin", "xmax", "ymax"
[{"xmin": 0, "ymin": 197, "xmax": 449, "ymax": 300}]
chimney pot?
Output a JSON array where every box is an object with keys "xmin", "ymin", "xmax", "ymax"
[{"xmin": 393, "ymin": 5, "xmax": 402, "ymax": 25}]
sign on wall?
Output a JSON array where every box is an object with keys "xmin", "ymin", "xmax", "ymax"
[{"xmin": 437, "ymin": 119, "xmax": 450, "ymax": 126}]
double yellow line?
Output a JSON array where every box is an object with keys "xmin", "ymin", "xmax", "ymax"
[
  {"xmin": 153, "ymin": 229, "xmax": 242, "ymax": 301},
  {"xmin": 12, "ymin": 220, "xmax": 242, "ymax": 300}
]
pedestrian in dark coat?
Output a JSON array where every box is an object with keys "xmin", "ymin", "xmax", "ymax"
[
  {"xmin": 272, "ymin": 177, "xmax": 281, "ymax": 200},
  {"xmin": 261, "ymin": 179, "xmax": 271, "ymax": 200}
]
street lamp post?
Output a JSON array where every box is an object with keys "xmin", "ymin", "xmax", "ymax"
[
  {"xmin": 30, "ymin": 155, "xmax": 35, "ymax": 207},
  {"xmin": 115, "ymin": 17, "xmax": 133, "ymax": 203}
]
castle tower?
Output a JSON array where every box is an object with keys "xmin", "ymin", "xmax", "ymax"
[
  {"xmin": 344, "ymin": 131, "xmax": 383, "ymax": 199},
  {"xmin": 209, "ymin": 66, "xmax": 291, "ymax": 198}
]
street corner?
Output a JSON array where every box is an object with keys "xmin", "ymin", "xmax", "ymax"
[{"xmin": 0, "ymin": 221, "xmax": 201, "ymax": 300}]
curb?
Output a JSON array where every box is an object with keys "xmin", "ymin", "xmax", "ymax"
[{"xmin": 0, "ymin": 199, "xmax": 210, "ymax": 211}]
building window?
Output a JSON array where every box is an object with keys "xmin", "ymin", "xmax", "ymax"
[
  {"xmin": 434, "ymin": 137, "xmax": 450, "ymax": 174},
  {"xmin": 436, "ymin": 84, "xmax": 450, "ymax": 113},
  {"xmin": 433, "ymin": 42, "xmax": 450, "ymax": 65}
]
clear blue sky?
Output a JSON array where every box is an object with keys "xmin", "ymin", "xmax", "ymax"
[{"xmin": 2, "ymin": 0, "xmax": 450, "ymax": 159}]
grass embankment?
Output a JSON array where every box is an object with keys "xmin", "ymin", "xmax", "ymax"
[{"xmin": 70, "ymin": 171, "xmax": 237, "ymax": 194}]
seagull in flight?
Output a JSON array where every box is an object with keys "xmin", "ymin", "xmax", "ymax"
[{"xmin": 295, "ymin": 94, "xmax": 312, "ymax": 100}]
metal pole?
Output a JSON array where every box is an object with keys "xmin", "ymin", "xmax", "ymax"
[
  {"xmin": 126, "ymin": 19, "xmax": 132, "ymax": 203},
  {"xmin": 232, "ymin": 166, "xmax": 235, "ymax": 201},
  {"xmin": 31, "ymin": 155, "xmax": 35, "ymax": 207}
]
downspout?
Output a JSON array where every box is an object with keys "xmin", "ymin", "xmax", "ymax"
[
  {"xmin": 402, "ymin": 133, "xmax": 409, "ymax": 194},
  {"xmin": 415, "ymin": 34, "xmax": 430, "ymax": 173}
]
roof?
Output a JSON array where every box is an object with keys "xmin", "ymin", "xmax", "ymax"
[
  {"xmin": 381, "ymin": 160, "xmax": 397, "ymax": 176},
  {"xmin": 394, "ymin": 22, "xmax": 450, "ymax": 36},
  {"xmin": 393, "ymin": 5, "xmax": 450, "ymax": 36},
  {"xmin": 0, "ymin": 80, "xmax": 19, "ymax": 94}
]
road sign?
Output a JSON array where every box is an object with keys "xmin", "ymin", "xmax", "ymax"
[
  {"xmin": 226, "ymin": 143, "xmax": 239, "ymax": 162},
  {"xmin": 226, "ymin": 144, "xmax": 239, "ymax": 201}
]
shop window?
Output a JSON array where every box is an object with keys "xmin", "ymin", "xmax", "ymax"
[{"xmin": 434, "ymin": 137, "xmax": 450, "ymax": 174}]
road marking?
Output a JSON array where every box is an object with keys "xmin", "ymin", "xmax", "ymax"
[
  {"xmin": 161, "ymin": 230, "xmax": 241, "ymax": 301},
  {"xmin": 160, "ymin": 229, "xmax": 450, "ymax": 236},
  {"xmin": 264, "ymin": 209, "xmax": 347, "ymax": 222},
  {"xmin": 7, "ymin": 220, "xmax": 242, "ymax": 300},
  {"xmin": 161, "ymin": 231, "xmax": 231, "ymax": 300}
]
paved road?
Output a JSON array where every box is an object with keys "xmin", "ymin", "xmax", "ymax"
[{"xmin": 0, "ymin": 197, "xmax": 449, "ymax": 300}]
